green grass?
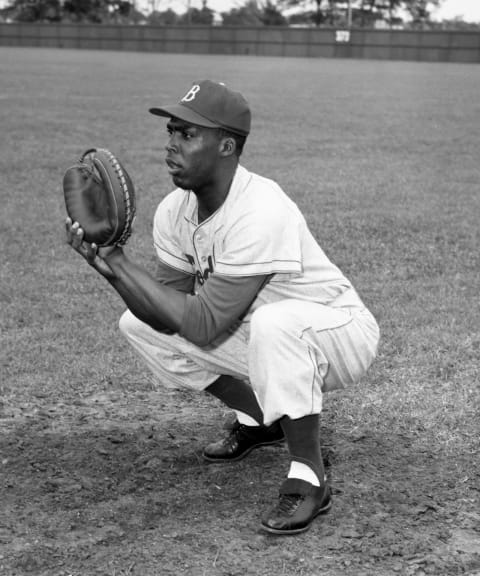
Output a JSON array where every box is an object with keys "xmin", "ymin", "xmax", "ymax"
[{"xmin": 0, "ymin": 47, "xmax": 479, "ymax": 576}]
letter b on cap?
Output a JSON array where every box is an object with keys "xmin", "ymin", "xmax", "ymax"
[{"xmin": 182, "ymin": 85, "xmax": 200, "ymax": 103}]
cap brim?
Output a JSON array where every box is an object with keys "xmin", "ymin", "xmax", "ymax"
[{"xmin": 149, "ymin": 104, "xmax": 220, "ymax": 129}]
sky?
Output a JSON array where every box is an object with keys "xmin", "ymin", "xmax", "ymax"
[
  {"xmin": 431, "ymin": 0, "xmax": 480, "ymax": 21},
  {"xmin": 165, "ymin": 0, "xmax": 480, "ymax": 22}
]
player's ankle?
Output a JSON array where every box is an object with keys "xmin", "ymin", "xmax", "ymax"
[
  {"xmin": 287, "ymin": 460, "xmax": 322, "ymax": 486},
  {"xmin": 235, "ymin": 411, "xmax": 260, "ymax": 426}
]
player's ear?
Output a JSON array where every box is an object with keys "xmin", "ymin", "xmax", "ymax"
[{"xmin": 219, "ymin": 136, "xmax": 236, "ymax": 157}]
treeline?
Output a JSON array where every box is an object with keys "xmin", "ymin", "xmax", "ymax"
[{"xmin": 1, "ymin": 0, "xmax": 479, "ymax": 30}]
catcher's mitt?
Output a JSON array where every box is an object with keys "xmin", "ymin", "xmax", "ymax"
[{"xmin": 63, "ymin": 148, "xmax": 136, "ymax": 247}]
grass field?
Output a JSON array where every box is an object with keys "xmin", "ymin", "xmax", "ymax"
[{"xmin": 1, "ymin": 47, "xmax": 479, "ymax": 576}]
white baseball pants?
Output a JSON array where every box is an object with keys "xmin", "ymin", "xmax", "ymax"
[{"xmin": 119, "ymin": 299, "xmax": 379, "ymax": 425}]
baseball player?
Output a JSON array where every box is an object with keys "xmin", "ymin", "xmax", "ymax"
[{"xmin": 66, "ymin": 79, "xmax": 379, "ymax": 535}]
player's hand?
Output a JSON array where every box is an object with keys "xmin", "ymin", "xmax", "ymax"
[{"xmin": 65, "ymin": 217, "xmax": 120, "ymax": 279}]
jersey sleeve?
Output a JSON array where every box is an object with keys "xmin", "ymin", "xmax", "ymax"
[
  {"xmin": 152, "ymin": 192, "xmax": 194, "ymax": 275},
  {"xmin": 179, "ymin": 273, "xmax": 271, "ymax": 347},
  {"xmin": 155, "ymin": 260, "xmax": 195, "ymax": 294},
  {"xmin": 214, "ymin": 201, "xmax": 303, "ymax": 277}
]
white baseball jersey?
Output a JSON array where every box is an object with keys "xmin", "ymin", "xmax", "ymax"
[
  {"xmin": 120, "ymin": 164, "xmax": 379, "ymax": 423},
  {"xmin": 153, "ymin": 164, "xmax": 364, "ymax": 326}
]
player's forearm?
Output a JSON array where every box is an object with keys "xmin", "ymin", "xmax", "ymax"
[{"xmin": 104, "ymin": 250, "xmax": 186, "ymax": 333}]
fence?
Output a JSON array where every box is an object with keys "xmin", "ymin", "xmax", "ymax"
[{"xmin": 1, "ymin": 23, "xmax": 479, "ymax": 63}]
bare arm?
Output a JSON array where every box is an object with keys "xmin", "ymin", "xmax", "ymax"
[
  {"xmin": 104, "ymin": 249, "xmax": 187, "ymax": 332},
  {"xmin": 66, "ymin": 219, "xmax": 270, "ymax": 344},
  {"xmin": 66, "ymin": 218, "xmax": 186, "ymax": 333}
]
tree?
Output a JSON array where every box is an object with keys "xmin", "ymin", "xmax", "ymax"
[
  {"xmin": 404, "ymin": 0, "xmax": 443, "ymax": 27},
  {"xmin": 221, "ymin": 1, "xmax": 263, "ymax": 26},
  {"xmin": 62, "ymin": 0, "xmax": 101, "ymax": 22},
  {"xmin": 431, "ymin": 17, "xmax": 480, "ymax": 31},
  {"xmin": 2, "ymin": 0, "xmax": 139, "ymax": 22},
  {"xmin": 179, "ymin": 1, "xmax": 214, "ymax": 25},
  {"xmin": 279, "ymin": 0, "xmax": 326, "ymax": 26},
  {"xmin": 146, "ymin": 8, "xmax": 179, "ymax": 25},
  {"xmin": 221, "ymin": 0, "xmax": 287, "ymax": 26},
  {"xmin": 278, "ymin": 0, "xmax": 446, "ymax": 27},
  {"xmin": 62, "ymin": 0, "xmax": 134, "ymax": 22},
  {"xmin": 260, "ymin": 1, "xmax": 288, "ymax": 25},
  {"xmin": 3, "ymin": 0, "xmax": 62, "ymax": 22}
]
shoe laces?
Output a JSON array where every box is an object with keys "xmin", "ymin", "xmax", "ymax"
[
  {"xmin": 221, "ymin": 422, "xmax": 246, "ymax": 447},
  {"xmin": 276, "ymin": 493, "xmax": 304, "ymax": 515}
]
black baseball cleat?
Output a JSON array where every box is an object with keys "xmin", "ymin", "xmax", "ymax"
[
  {"xmin": 202, "ymin": 420, "xmax": 285, "ymax": 463},
  {"xmin": 260, "ymin": 478, "xmax": 332, "ymax": 535}
]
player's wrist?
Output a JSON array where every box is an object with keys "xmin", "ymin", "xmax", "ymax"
[{"xmin": 102, "ymin": 245, "xmax": 125, "ymax": 266}]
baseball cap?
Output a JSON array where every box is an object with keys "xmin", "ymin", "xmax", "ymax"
[{"xmin": 149, "ymin": 80, "xmax": 251, "ymax": 136}]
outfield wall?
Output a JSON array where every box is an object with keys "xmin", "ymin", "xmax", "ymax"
[{"xmin": 1, "ymin": 23, "xmax": 479, "ymax": 63}]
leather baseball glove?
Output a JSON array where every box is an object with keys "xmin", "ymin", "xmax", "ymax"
[{"xmin": 63, "ymin": 148, "xmax": 136, "ymax": 247}]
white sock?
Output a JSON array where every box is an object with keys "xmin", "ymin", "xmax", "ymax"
[
  {"xmin": 287, "ymin": 461, "xmax": 321, "ymax": 486},
  {"xmin": 234, "ymin": 410, "xmax": 260, "ymax": 426}
]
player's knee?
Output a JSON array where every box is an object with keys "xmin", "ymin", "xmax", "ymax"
[
  {"xmin": 118, "ymin": 309, "xmax": 140, "ymax": 337},
  {"xmin": 250, "ymin": 303, "xmax": 285, "ymax": 340}
]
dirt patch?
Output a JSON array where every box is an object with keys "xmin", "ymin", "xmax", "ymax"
[{"xmin": 1, "ymin": 385, "xmax": 479, "ymax": 576}]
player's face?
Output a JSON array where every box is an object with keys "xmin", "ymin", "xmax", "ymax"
[{"xmin": 165, "ymin": 118, "xmax": 222, "ymax": 191}]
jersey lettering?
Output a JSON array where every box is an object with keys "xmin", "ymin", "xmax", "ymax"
[
  {"xmin": 181, "ymin": 85, "xmax": 201, "ymax": 103},
  {"xmin": 186, "ymin": 253, "xmax": 214, "ymax": 286},
  {"xmin": 203, "ymin": 256, "xmax": 214, "ymax": 280}
]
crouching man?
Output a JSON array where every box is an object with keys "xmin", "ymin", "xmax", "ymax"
[{"xmin": 66, "ymin": 79, "xmax": 379, "ymax": 535}]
